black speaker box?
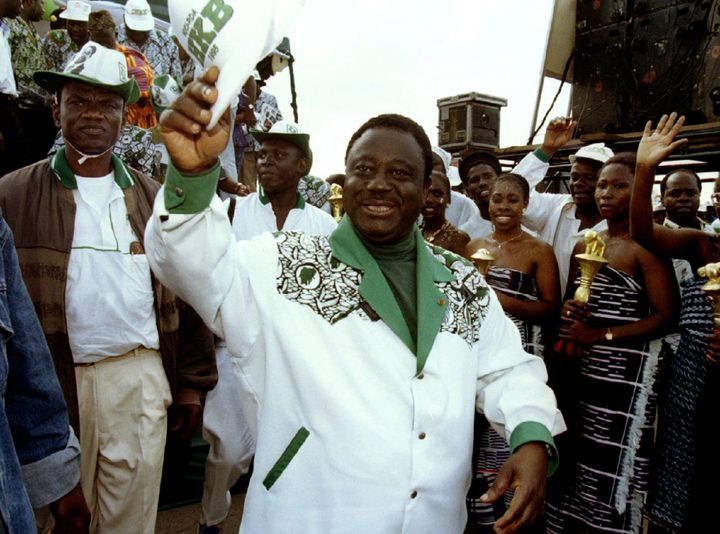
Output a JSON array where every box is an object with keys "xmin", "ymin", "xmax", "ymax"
[
  {"xmin": 572, "ymin": 22, "xmax": 630, "ymax": 134},
  {"xmin": 576, "ymin": 0, "xmax": 628, "ymax": 33}
]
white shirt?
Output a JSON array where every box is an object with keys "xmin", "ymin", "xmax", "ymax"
[
  {"xmin": 146, "ymin": 192, "xmax": 565, "ymax": 534},
  {"xmin": 231, "ymin": 192, "xmax": 337, "ymax": 240},
  {"xmin": 523, "ymin": 190, "xmax": 607, "ymax": 295},
  {"xmin": 0, "ymin": 22, "xmax": 17, "ymax": 96},
  {"xmin": 66, "ymin": 173, "xmax": 159, "ymax": 363},
  {"xmin": 445, "ymin": 191, "xmax": 479, "ymax": 228}
]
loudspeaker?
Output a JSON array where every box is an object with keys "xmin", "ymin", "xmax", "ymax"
[
  {"xmin": 437, "ymin": 93, "xmax": 507, "ymax": 152},
  {"xmin": 693, "ymin": 1, "xmax": 720, "ymax": 121},
  {"xmin": 576, "ymin": 0, "xmax": 627, "ymax": 33},
  {"xmin": 572, "ymin": 22, "xmax": 629, "ymax": 135},
  {"xmin": 630, "ymin": 2, "xmax": 713, "ymax": 127}
]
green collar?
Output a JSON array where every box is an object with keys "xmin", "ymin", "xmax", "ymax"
[
  {"xmin": 330, "ymin": 217, "xmax": 453, "ymax": 373},
  {"xmin": 49, "ymin": 148, "xmax": 134, "ymax": 190},
  {"xmin": 258, "ymin": 187, "xmax": 305, "ymax": 209}
]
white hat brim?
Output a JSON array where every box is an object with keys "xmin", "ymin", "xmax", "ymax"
[{"xmin": 125, "ymin": 14, "xmax": 154, "ymax": 32}]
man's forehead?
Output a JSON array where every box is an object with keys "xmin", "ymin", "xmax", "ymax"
[
  {"xmin": 61, "ymin": 80, "xmax": 123, "ymax": 101},
  {"xmin": 468, "ymin": 163, "xmax": 497, "ymax": 178},
  {"xmin": 350, "ymin": 127, "xmax": 422, "ymax": 161},
  {"xmin": 261, "ymin": 138, "xmax": 299, "ymax": 152},
  {"xmin": 666, "ymin": 172, "xmax": 699, "ymax": 189},
  {"xmin": 570, "ymin": 160, "xmax": 600, "ymax": 175}
]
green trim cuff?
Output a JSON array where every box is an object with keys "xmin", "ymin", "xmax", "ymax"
[
  {"xmin": 509, "ymin": 421, "xmax": 558, "ymax": 476},
  {"xmin": 164, "ymin": 160, "xmax": 221, "ymax": 214},
  {"xmin": 533, "ymin": 148, "xmax": 551, "ymax": 163}
]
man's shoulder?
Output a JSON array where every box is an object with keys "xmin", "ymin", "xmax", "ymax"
[
  {"xmin": 0, "ymin": 160, "xmax": 51, "ymax": 194},
  {"xmin": 128, "ymin": 167, "xmax": 160, "ymax": 195},
  {"xmin": 428, "ymin": 243, "xmax": 472, "ymax": 269},
  {"xmin": 274, "ymin": 230, "xmax": 332, "ymax": 254}
]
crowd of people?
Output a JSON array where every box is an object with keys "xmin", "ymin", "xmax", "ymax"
[{"xmin": 0, "ymin": 1, "xmax": 718, "ymax": 534}]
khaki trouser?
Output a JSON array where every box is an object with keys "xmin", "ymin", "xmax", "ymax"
[{"xmin": 75, "ymin": 347, "xmax": 172, "ymax": 534}]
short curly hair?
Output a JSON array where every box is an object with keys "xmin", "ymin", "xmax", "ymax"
[{"xmin": 345, "ymin": 114, "xmax": 433, "ymax": 181}]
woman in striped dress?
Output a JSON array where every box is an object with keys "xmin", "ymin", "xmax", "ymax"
[
  {"xmin": 629, "ymin": 114, "xmax": 720, "ymax": 533},
  {"xmin": 546, "ymin": 153, "xmax": 677, "ymax": 533},
  {"xmin": 464, "ymin": 173, "xmax": 561, "ymax": 533}
]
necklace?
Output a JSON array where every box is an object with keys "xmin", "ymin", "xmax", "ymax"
[
  {"xmin": 489, "ymin": 230, "xmax": 523, "ymax": 249},
  {"xmin": 423, "ymin": 221, "xmax": 450, "ymax": 243}
]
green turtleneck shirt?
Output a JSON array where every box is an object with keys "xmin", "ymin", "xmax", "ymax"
[{"xmin": 358, "ymin": 229, "xmax": 418, "ymax": 352}]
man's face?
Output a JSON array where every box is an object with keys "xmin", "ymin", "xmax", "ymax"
[
  {"xmin": 569, "ymin": 159, "xmax": 601, "ymax": 208},
  {"xmin": 1, "ymin": 0, "xmax": 22, "ymax": 18},
  {"xmin": 465, "ymin": 163, "xmax": 497, "ymax": 209},
  {"xmin": 257, "ymin": 138, "xmax": 306, "ymax": 195},
  {"xmin": 344, "ymin": 127, "xmax": 425, "ymax": 244},
  {"xmin": 125, "ymin": 25, "xmax": 149, "ymax": 46},
  {"xmin": 67, "ymin": 20, "xmax": 89, "ymax": 46},
  {"xmin": 54, "ymin": 81, "xmax": 125, "ymax": 155},
  {"xmin": 662, "ymin": 171, "xmax": 700, "ymax": 222}
]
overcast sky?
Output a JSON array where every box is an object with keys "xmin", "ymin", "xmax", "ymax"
[{"xmin": 262, "ymin": 0, "xmax": 571, "ymax": 178}]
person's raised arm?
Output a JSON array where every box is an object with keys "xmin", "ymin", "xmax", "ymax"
[
  {"xmin": 145, "ymin": 67, "xmax": 265, "ymax": 347},
  {"xmin": 629, "ymin": 113, "xmax": 710, "ymax": 265}
]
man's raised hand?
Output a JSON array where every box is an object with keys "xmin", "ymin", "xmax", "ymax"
[{"xmin": 160, "ymin": 66, "xmax": 231, "ymax": 174}]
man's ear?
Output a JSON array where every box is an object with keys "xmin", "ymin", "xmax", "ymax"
[
  {"xmin": 51, "ymin": 95, "xmax": 61, "ymax": 129},
  {"xmin": 297, "ymin": 157, "xmax": 309, "ymax": 176}
]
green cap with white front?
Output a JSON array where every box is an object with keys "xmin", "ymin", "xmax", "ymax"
[
  {"xmin": 251, "ymin": 121, "xmax": 313, "ymax": 173},
  {"xmin": 34, "ymin": 41, "xmax": 140, "ymax": 104}
]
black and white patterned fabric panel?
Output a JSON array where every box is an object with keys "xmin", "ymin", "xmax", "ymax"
[
  {"xmin": 274, "ymin": 232, "xmax": 368, "ymax": 324},
  {"xmin": 431, "ymin": 246, "xmax": 490, "ymax": 345},
  {"xmin": 273, "ymin": 233, "xmax": 490, "ymax": 344}
]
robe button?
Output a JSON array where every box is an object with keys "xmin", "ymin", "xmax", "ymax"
[
  {"xmin": 410, "ymin": 490, "xmax": 418, "ymax": 499},
  {"xmin": 418, "ymin": 432, "xmax": 426, "ymax": 440},
  {"xmin": 437, "ymin": 298, "xmax": 445, "ymax": 305},
  {"xmin": 175, "ymin": 187, "xmax": 184, "ymax": 197},
  {"xmin": 417, "ymin": 373, "xmax": 424, "ymax": 380}
]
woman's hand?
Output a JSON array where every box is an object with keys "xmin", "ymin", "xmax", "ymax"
[{"xmin": 636, "ymin": 113, "xmax": 688, "ymax": 169}]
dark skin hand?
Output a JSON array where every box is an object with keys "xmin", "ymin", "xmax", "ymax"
[
  {"xmin": 560, "ymin": 237, "xmax": 677, "ymax": 345},
  {"xmin": 160, "ymin": 66, "xmax": 231, "ymax": 174},
  {"xmin": 481, "ymin": 442, "xmax": 549, "ymax": 534},
  {"xmin": 539, "ymin": 117, "xmax": 576, "ymax": 157},
  {"xmin": 49, "ymin": 481, "xmax": 90, "ymax": 533},
  {"xmin": 169, "ymin": 403, "xmax": 202, "ymax": 441}
]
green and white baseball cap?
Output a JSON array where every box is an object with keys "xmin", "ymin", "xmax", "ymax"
[
  {"xmin": 151, "ymin": 74, "xmax": 181, "ymax": 114},
  {"xmin": 34, "ymin": 41, "xmax": 140, "ymax": 104},
  {"xmin": 251, "ymin": 121, "xmax": 313, "ymax": 172}
]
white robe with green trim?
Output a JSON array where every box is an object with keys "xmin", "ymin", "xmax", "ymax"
[{"xmin": 146, "ymin": 192, "xmax": 565, "ymax": 534}]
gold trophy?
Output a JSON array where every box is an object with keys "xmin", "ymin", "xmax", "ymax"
[
  {"xmin": 573, "ymin": 231, "xmax": 608, "ymax": 304},
  {"xmin": 329, "ymin": 184, "xmax": 343, "ymax": 223},
  {"xmin": 698, "ymin": 262, "xmax": 720, "ymax": 326},
  {"xmin": 470, "ymin": 248, "xmax": 495, "ymax": 276}
]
